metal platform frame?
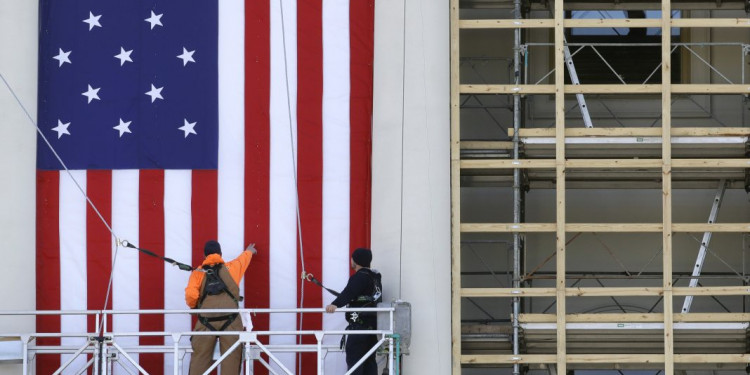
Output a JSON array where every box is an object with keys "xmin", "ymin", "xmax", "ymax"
[{"xmin": 0, "ymin": 307, "xmax": 398, "ymax": 375}]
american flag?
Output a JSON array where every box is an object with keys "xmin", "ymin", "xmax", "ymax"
[{"xmin": 36, "ymin": 0, "xmax": 373, "ymax": 374}]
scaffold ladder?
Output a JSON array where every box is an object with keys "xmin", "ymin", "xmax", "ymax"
[
  {"xmin": 563, "ymin": 40, "xmax": 594, "ymax": 128},
  {"xmin": 681, "ymin": 179, "xmax": 728, "ymax": 313}
]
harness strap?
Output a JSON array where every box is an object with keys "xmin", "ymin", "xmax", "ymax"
[
  {"xmin": 122, "ymin": 240, "xmax": 194, "ymax": 271},
  {"xmin": 303, "ymin": 272, "xmax": 340, "ymax": 297},
  {"xmin": 198, "ymin": 313, "xmax": 239, "ymax": 332}
]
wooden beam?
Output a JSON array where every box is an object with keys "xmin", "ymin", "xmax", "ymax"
[
  {"xmin": 460, "ymin": 84, "xmax": 750, "ymax": 94},
  {"xmin": 565, "ymin": 159, "xmax": 662, "ymax": 169},
  {"xmin": 671, "ymin": 223, "xmax": 750, "ymax": 232},
  {"xmin": 460, "ymin": 354, "xmax": 750, "ymax": 365},
  {"xmin": 459, "ymin": 19, "xmax": 554, "ymax": 29},
  {"xmin": 460, "ymin": 159, "xmax": 750, "ymax": 170},
  {"xmin": 460, "ymin": 141, "xmax": 514, "ymax": 150},
  {"xmin": 458, "ymin": 19, "xmax": 750, "ymax": 30},
  {"xmin": 460, "ymin": 159, "xmax": 556, "ymax": 169},
  {"xmin": 460, "ymin": 223, "xmax": 750, "ymax": 233},
  {"xmin": 450, "ymin": 0, "xmax": 461, "ymax": 373},
  {"xmin": 510, "ymin": 128, "xmax": 663, "ymax": 137},
  {"xmin": 671, "ymin": 159, "xmax": 750, "ymax": 168},
  {"xmin": 462, "ymin": 286, "xmax": 749, "ymax": 298},
  {"xmin": 566, "ymin": 287, "xmax": 664, "ymax": 297},
  {"xmin": 673, "ymin": 286, "xmax": 750, "ymax": 296},
  {"xmin": 673, "ymin": 354, "xmax": 750, "ymax": 363},
  {"xmin": 566, "ymin": 223, "xmax": 663, "ymax": 232},
  {"xmin": 672, "ymin": 127, "xmax": 750, "ymax": 136},
  {"xmin": 567, "ymin": 354, "xmax": 665, "ymax": 363},
  {"xmin": 519, "ymin": 313, "xmax": 663, "ymax": 323},
  {"xmin": 672, "ymin": 84, "xmax": 750, "ymax": 94},
  {"xmin": 461, "ymin": 287, "xmax": 557, "ymax": 297},
  {"xmin": 674, "ymin": 313, "xmax": 750, "ymax": 322},
  {"xmin": 554, "ymin": 3, "xmax": 566, "ymax": 372},
  {"xmin": 565, "ymin": 85, "xmax": 662, "ymax": 94},
  {"xmin": 460, "ymin": 223, "xmax": 557, "ymax": 233},
  {"xmin": 566, "ymin": 19, "xmax": 662, "ymax": 28},
  {"xmin": 460, "ymin": 223, "xmax": 667, "ymax": 233},
  {"xmin": 671, "ymin": 18, "xmax": 750, "ymax": 27},
  {"xmin": 461, "ymin": 354, "xmax": 557, "ymax": 365},
  {"xmin": 520, "ymin": 313, "xmax": 750, "ymax": 323},
  {"xmin": 460, "ymin": 84, "xmax": 554, "ymax": 94},
  {"xmin": 508, "ymin": 127, "xmax": 750, "ymax": 137},
  {"xmin": 661, "ymin": 3, "xmax": 675, "ymax": 373}
]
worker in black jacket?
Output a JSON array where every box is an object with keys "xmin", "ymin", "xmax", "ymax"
[{"xmin": 325, "ymin": 247, "xmax": 382, "ymax": 375}]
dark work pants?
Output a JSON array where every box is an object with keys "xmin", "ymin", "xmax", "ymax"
[
  {"xmin": 189, "ymin": 317, "xmax": 243, "ymax": 375},
  {"xmin": 345, "ymin": 333, "xmax": 378, "ymax": 375}
]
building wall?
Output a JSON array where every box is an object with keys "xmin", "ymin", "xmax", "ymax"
[
  {"xmin": 0, "ymin": 0, "xmax": 38, "ymax": 371},
  {"xmin": 371, "ymin": 0, "xmax": 452, "ymax": 373}
]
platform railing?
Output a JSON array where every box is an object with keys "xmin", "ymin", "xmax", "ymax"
[{"xmin": 0, "ymin": 307, "xmax": 397, "ymax": 375}]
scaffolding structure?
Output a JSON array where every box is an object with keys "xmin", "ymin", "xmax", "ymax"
[{"xmin": 451, "ymin": 0, "xmax": 750, "ymax": 373}]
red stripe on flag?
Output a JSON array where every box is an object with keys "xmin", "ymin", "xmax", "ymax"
[
  {"xmin": 349, "ymin": 0, "xmax": 374, "ymax": 252},
  {"xmin": 297, "ymin": 0, "xmax": 324, "ymax": 371},
  {"xmin": 192, "ymin": 170, "xmax": 218, "ymax": 332},
  {"xmin": 86, "ymin": 170, "xmax": 112, "ymax": 373},
  {"xmin": 139, "ymin": 170, "xmax": 165, "ymax": 374},
  {"xmin": 245, "ymin": 1, "xmax": 271, "ymax": 373},
  {"xmin": 36, "ymin": 170, "xmax": 61, "ymax": 374}
]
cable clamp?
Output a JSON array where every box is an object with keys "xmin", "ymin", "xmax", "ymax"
[{"xmin": 301, "ymin": 271, "xmax": 313, "ymax": 282}]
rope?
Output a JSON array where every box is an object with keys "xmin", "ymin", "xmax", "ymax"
[
  {"xmin": 1, "ymin": 73, "xmax": 199, "ymax": 339},
  {"xmin": 0, "ymin": 72, "xmax": 121, "ymax": 337},
  {"xmin": 275, "ymin": 0, "xmax": 310, "ymax": 370}
]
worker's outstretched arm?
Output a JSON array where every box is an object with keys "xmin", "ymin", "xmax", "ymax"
[{"xmin": 225, "ymin": 243, "xmax": 257, "ymax": 284}]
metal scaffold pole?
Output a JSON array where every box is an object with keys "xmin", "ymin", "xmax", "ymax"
[{"xmin": 512, "ymin": 0, "xmax": 523, "ymax": 374}]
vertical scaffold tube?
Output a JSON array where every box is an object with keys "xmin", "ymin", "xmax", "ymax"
[{"xmin": 512, "ymin": 0, "xmax": 523, "ymax": 374}]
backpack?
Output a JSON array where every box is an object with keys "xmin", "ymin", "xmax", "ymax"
[
  {"xmin": 197, "ymin": 264, "xmax": 238, "ymax": 308},
  {"xmin": 355, "ymin": 269, "xmax": 383, "ymax": 306}
]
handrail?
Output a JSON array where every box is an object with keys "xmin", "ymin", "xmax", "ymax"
[{"xmin": 0, "ymin": 307, "xmax": 399, "ymax": 375}]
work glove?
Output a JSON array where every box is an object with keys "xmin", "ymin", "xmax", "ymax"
[{"xmin": 246, "ymin": 243, "xmax": 258, "ymax": 255}]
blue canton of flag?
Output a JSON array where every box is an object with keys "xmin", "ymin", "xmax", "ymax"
[{"xmin": 38, "ymin": 0, "xmax": 218, "ymax": 170}]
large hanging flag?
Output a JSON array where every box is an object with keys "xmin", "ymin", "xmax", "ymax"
[{"xmin": 36, "ymin": 0, "xmax": 373, "ymax": 374}]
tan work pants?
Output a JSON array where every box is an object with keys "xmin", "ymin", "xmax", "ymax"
[{"xmin": 188, "ymin": 316, "xmax": 244, "ymax": 375}]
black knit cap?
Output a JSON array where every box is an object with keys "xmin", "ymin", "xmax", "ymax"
[
  {"xmin": 204, "ymin": 240, "xmax": 222, "ymax": 256},
  {"xmin": 351, "ymin": 247, "xmax": 372, "ymax": 267}
]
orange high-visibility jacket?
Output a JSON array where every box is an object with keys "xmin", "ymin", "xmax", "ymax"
[{"xmin": 184, "ymin": 250, "xmax": 253, "ymax": 308}]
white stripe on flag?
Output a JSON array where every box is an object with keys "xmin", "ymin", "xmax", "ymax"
[
  {"xmin": 163, "ymin": 170, "xmax": 192, "ymax": 375},
  {"xmin": 59, "ymin": 170, "xmax": 88, "ymax": 375},
  {"xmin": 270, "ymin": 0, "xmax": 298, "ymax": 371},
  {"xmin": 322, "ymin": 0, "xmax": 351, "ymax": 372},
  {"xmin": 111, "ymin": 170, "xmax": 140, "ymax": 374},
  {"xmin": 218, "ymin": 0, "xmax": 246, "ymax": 282}
]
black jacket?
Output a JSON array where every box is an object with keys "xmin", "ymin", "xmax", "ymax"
[{"xmin": 331, "ymin": 268, "xmax": 380, "ymax": 328}]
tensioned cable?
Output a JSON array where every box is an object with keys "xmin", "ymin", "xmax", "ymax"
[
  {"xmin": 0, "ymin": 72, "xmax": 119, "ymax": 337},
  {"xmin": 276, "ymin": 0, "xmax": 310, "ymax": 370},
  {"xmin": 398, "ymin": 0, "xmax": 408, "ymax": 300}
]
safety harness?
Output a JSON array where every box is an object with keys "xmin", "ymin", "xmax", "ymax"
[
  {"xmin": 196, "ymin": 264, "xmax": 241, "ymax": 331},
  {"xmin": 306, "ymin": 269, "xmax": 383, "ymax": 328}
]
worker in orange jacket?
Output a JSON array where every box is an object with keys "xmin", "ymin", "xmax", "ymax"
[{"xmin": 185, "ymin": 240, "xmax": 256, "ymax": 375}]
